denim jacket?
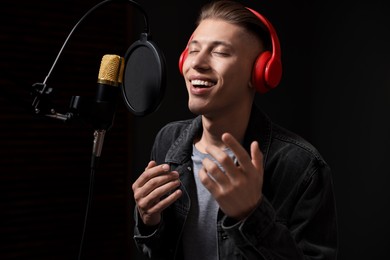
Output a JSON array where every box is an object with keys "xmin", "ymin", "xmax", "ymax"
[{"xmin": 134, "ymin": 105, "xmax": 338, "ymax": 260}]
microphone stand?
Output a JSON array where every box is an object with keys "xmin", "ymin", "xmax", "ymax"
[{"xmin": 30, "ymin": 1, "xmax": 151, "ymax": 259}]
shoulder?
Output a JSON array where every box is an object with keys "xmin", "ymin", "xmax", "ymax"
[
  {"xmin": 272, "ymin": 124, "xmax": 324, "ymax": 161},
  {"xmin": 249, "ymin": 105, "xmax": 327, "ymax": 168},
  {"xmin": 268, "ymin": 123, "xmax": 330, "ymax": 178},
  {"xmin": 263, "ymin": 123, "xmax": 335, "ymax": 211}
]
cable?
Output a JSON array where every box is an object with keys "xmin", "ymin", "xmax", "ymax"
[
  {"xmin": 42, "ymin": 0, "xmax": 149, "ymax": 86},
  {"xmin": 77, "ymin": 162, "xmax": 97, "ymax": 260}
]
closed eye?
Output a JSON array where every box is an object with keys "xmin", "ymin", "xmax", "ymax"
[
  {"xmin": 188, "ymin": 50, "xmax": 199, "ymax": 55},
  {"xmin": 212, "ymin": 51, "xmax": 229, "ymax": 57}
]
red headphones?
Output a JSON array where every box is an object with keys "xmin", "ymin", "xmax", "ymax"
[{"xmin": 178, "ymin": 7, "xmax": 282, "ymax": 94}]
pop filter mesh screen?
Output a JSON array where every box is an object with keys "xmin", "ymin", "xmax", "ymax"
[{"xmin": 122, "ymin": 41, "xmax": 165, "ymax": 116}]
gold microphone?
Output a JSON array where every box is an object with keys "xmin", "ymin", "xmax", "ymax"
[
  {"xmin": 97, "ymin": 54, "xmax": 124, "ymax": 86},
  {"xmin": 92, "ymin": 54, "xmax": 124, "ymax": 163}
]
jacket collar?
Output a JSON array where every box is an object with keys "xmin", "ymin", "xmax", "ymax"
[
  {"xmin": 165, "ymin": 116, "xmax": 203, "ymax": 165},
  {"xmin": 165, "ymin": 105, "xmax": 272, "ymax": 166}
]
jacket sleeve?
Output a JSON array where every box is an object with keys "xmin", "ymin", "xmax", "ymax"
[
  {"xmin": 133, "ymin": 210, "xmax": 171, "ymax": 259},
  {"xmin": 221, "ymin": 162, "xmax": 338, "ymax": 260}
]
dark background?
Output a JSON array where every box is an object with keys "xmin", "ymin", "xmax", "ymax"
[{"xmin": 1, "ymin": 0, "xmax": 389, "ymax": 259}]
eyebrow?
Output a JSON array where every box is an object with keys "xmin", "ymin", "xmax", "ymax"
[{"xmin": 189, "ymin": 40, "xmax": 233, "ymax": 49}]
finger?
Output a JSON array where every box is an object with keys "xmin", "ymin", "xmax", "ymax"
[
  {"xmin": 251, "ymin": 141, "xmax": 263, "ymax": 173},
  {"xmin": 137, "ymin": 186, "xmax": 182, "ymax": 226},
  {"xmin": 137, "ymin": 177, "xmax": 181, "ymax": 210},
  {"xmin": 146, "ymin": 160, "xmax": 157, "ymax": 170},
  {"xmin": 145, "ymin": 188, "xmax": 182, "ymax": 214},
  {"xmin": 221, "ymin": 133, "xmax": 253, "ymax": 171},
  {"xmin": 198, "ymin": 164, "xmax": 219, "ymax": 194},
  {"xmin": 205, "ymin": 145, "xmax": 238, "ymax": 179},
  {"xmin": 140, "ymin": 170, "xmax": 180, "ymax": 197},
  {"xmin": 133, "ymin": 170, "xmax": 180, "ymax": 204},
  {"xmin": 133, "ymin": 162, "xmax": 170, "ymax": 189},
  {"xmin": 201, "ymin": 157, "xmax": 229, "ymax": 186}
]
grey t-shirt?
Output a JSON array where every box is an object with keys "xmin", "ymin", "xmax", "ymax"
[{"xmin": 182, "ymin": 144, "xmax": 236, "ymax": 260}]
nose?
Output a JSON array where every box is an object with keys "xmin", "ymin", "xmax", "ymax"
[{"xmin": 189, "ymin": 50, "xmax": 211, "ymax": 72}]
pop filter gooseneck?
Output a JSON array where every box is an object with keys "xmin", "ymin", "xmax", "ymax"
[
  {"xmin": 32, "ymin": 0, "xmax": 166, "ymax": 118},
  {"xmin": 41, "ymin": 0, "xmax": 148, "ymax": 86}
]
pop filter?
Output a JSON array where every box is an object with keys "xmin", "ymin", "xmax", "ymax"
[
  {"xmin": 31, "ymin": 0, "xmax": 166, "ymax": 119},
  {"xmin": 122, "ymin": 33, "xmax": 166, "ymax": 116}
]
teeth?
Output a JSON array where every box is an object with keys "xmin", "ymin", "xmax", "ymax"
[{"xmin": 191, "ymin": 79, "xmax": 215, "ymax": 87}]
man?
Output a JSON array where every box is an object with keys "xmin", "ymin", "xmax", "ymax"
[{"xmin": 132, "ymin": 0, "xmax": 338, "ymax": 259}]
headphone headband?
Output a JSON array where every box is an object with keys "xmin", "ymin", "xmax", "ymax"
[{"xmin": 245, "ymin": 7, "xmax": 282, "ymax": 93}]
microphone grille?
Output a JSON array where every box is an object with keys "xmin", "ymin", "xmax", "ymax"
[{"xmin": 98, "ymin": 54, "xmax": 124, "ymax": 86}]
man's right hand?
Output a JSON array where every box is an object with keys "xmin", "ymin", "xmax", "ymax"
[{"xmin": 132, "ymin": 161, "xmax": 182, "ymax": 226}]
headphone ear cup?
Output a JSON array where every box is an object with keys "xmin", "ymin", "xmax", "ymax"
[
  {"xmin": 178, "ymin": 47, "xmax": 188, "ymax": 75},
  {"xmin": 252, "ymin": 51, "xmax": 282, "ymax": 94},
  {"xmin": 252, "ymin": 51, "xmax": 271, "ymax": 94},
  {"xmin": 265, "ymin": 55, "xmax": 282, "ymax": 90}
]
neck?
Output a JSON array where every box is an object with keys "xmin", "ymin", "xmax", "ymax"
[{"xmin": 195, "ymin": 103, "xmax": 253, "ymax": 153}]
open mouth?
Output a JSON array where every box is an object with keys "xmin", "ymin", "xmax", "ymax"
[{"xmin": 191, "ymin": 79, "xmax": 216, "ymax": 88}]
